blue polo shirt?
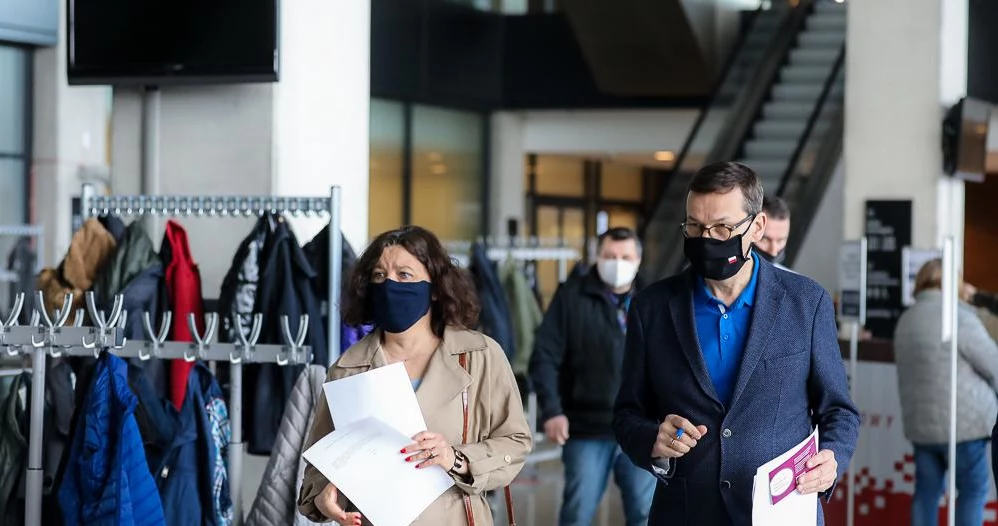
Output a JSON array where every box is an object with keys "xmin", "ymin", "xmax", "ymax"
[{"xmin": 693, "ymin": 258, "xmax": 759, "ymax": 408}]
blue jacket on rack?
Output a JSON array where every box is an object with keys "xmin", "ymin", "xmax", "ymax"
[
  {"xmin": 469, "ymin": 243, "xmax": 516, "ymax": 362},
  {"xmin": 58, "ymin": 353, "xmax": 166, "ymax": 526},
  {"xmin": 153, "ymin": 363, "xmax": 232, "ymax": 526}
]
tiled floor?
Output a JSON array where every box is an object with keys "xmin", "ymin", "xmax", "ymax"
[{"xmin": 243, "ymin": 442, "xmax": 630, "ymax": 526}]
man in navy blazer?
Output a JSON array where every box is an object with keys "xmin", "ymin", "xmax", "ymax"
[{"xmin": 613, "ymin": 161, "xmax": 860, "ymax": 525}]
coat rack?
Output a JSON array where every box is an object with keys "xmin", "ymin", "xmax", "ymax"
[{"xmin": 8, "ymin": 290, "xmax": 312, "ymax": 526}]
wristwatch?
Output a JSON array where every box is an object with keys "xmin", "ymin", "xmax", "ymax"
[{"xmin": 449, "ymin": 447, "xmax": 467, "ymax": 474}]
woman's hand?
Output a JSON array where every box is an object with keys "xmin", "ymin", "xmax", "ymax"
[
  {"xmin": 402, "ymin": 431, "xmax": 457, "ymax": 470},
  {"xmin": 315, "ymin": 483, "xmax": 362, "ymax": 526}
]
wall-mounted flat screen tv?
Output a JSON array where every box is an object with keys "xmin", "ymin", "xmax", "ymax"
[{"xmin": 67, "ymin": 0, "xmax": 280, "ymax": 86}]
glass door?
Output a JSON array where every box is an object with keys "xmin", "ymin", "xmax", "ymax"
[{"xmin": 534, "ymin": 203, "xmax": 585, "ymax": 307}]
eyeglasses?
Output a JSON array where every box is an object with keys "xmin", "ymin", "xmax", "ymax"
[{"xmin": 680, "ymin": 214, "xmax": 756, "ymax": 241}]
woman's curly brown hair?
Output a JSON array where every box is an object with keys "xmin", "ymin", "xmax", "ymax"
[{"xmin": 342, "ymin": 226, "xmax": 480, "ymax": 337}]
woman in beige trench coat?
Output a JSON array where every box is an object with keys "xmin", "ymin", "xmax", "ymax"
[{"xmin": 298, "ymin": 226, "xmax": 533, "ymax": 525}]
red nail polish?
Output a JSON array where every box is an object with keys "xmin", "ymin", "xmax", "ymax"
[
  {"xmin": 405, "ymin": 456, "xmax": 413, "ymax": 462},
  {"xmin": 400, "ymin": 448, "xmax": 406, "ymax": 454}
]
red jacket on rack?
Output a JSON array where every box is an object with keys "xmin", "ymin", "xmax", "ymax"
[{"xmin": 162, "ymin": 220, "xmax": 205, "ymax": 409}]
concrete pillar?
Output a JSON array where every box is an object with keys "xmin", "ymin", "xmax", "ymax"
[
  {"xmin": 110, "ymin": 0, "xmax": 371, "ymax": 293},
  {"xmin": 489, "ymin": 112, "xmax": 527, "ymax": 236},
  {"xmin": 272, "ymin": 0, "xmax": 370, "ymax": 248},
  {"xmin": 844, "ymin": 0, "xmax": 967, "ymax": 259}
]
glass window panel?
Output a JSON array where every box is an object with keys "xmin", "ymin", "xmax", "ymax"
[
  {"xmin": 533, "ymin": 155, "xmax": 585, "ymax": 197},
  {"xmin": 410, "ymin": 105, "xmax": 484, "ymax": 241},
  {"xmin": 369, "ymin": 99, "xmax": 406, "ymax": 239},
  {"xmin": 601, "ymin": 206, "xmax": 640, "ymax": 233},
  {"xmin": 0, "ymin": 159, "xmax": 26, "ymax": 254},
  {"xmin": 0, "ymin": 46, "xmax": 27, "ymax": 154},
  {"xmin": 600, "ymin": 161, "xmax": 643, "ymax": 201}
]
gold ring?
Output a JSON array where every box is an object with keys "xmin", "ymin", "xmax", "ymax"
[{"xmin": 669, "ymin": 438, "xmax": 676, "ymax": 447}]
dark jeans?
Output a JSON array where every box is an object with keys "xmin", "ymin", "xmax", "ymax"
[
  {"xmin": 559, "ymin": 438, "xmax": 656, "ymax": 526},
  {"xmin": 911, "ymin": 439, "xmax": 990, "ymax": 526}
]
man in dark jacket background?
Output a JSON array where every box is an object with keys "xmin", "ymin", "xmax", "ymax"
[{"xmin": 529, "ymin": 227, "xmax": 655, "ymax": 526}]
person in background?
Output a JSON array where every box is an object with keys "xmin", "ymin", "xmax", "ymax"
[
  {"xmin": 529, "ymin": 227, "xmax": 655, "ymax": 526},
  {"xmin": 755, "ymin": 195, "xmax": 792, "ymax": 270},
  {"xmin": 894, "ymin": 259, "xmax": 998, "ymax": 526},
  {"xmin": 613, "ymin": 161, "xmax": 859, "ymax": 525},
  {"xmin": 298, "ymin": 226, "xmax": 532, "ymax": 525}
]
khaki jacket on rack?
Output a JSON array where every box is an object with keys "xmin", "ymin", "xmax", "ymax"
[
  {"xmin": 298, "ymin": 328, "xmax": 533, "ymax": 525},
  {"xmin": 37, "ymin": 218, "xmax": 117, "ymax": 324}
]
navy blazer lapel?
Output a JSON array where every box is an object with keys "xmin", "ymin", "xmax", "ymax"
[
  {"xmin": 670, "ymin": 272, "xmax": 723, "ymax": 407},
  {"xmin": 728, "ymin": 260, "xmax": 786, "ymax": 408}
]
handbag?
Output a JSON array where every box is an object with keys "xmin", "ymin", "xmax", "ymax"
[{"xmin": 458, "ymin": 353, "xmax": 517, "ymax": 526}]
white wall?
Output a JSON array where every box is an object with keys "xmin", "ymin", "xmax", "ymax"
[
  {"xmin": 793, "ymin": 157, "xmax": 844, "ymax": 293},
  {"xmin": 32, "ymin": 1, "xmax": 110, "ymax": 266},
  {"xmin": 272, "ymin": 0, "xmax": 370, "ymax": 249},
  {"xmin": 106, "ymin": 0, "xmax": 371, "ymax": 295},
  {"xmin": 844, "ymin": 0, "xmax": 966, "ymax": 255},
  {"xmin": 111, "ymin": 86, "xmax": 275, "ymax": 294},
  {"xmin": 519, "ymin": 109, "xmax": 698, "ymax": 154}
]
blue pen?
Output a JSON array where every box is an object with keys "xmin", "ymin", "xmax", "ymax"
[{"xmin": 675, "ymin": 428, "xmax": 684, "ymax": 440}]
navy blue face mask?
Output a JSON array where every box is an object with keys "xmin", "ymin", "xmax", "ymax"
[{"xmin": 369, "ymin": 279, "xmax": 432, "ymax": 333}]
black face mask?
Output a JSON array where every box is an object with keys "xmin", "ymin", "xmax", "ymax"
[
  {"xmin": 684, "ymin": 235, "xmax": 750, "ymax": 281},
  {"xmin": 370, "ymin": 279, "xmax": 432, "ymax": 333},
  {"xmin": 755, "ymin": 245, "xmax": 786, "ymax": 265}
]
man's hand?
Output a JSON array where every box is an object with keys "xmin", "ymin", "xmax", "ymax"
[
  {"xmin": 543, "ymin": 415, "xmax": 570, "ymax": 445},
  {"xmin": 796, "ymin": 449, "xmax": 838, "ymax": 494},
  {"xmin": 651, "ymin": 414, "xmax": 707, "ymax": 459}
]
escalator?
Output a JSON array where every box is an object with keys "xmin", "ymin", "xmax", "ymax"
[{"xmin": 641, "ymin": 0, "xmax": 846, "ymax": 281}]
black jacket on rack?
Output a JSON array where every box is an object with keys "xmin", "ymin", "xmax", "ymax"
[
  {"xmin": 89, "ymin": 220, "xmax": 169, "ymax": 399},
  {"xmin": 6, "ymin": 237, "xmax": 37, "ymax": 325},
  {"xmin": 218, "ymin": 216, "xmax": 326, "ymax": 455}
]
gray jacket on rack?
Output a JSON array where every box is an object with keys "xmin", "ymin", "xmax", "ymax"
[
  {"xmin": 894, "ymin": 290, "xmax": 998, "ymax": 444},
  {"xmin": 245, "ymin": 365, "xmax": 327, "ymax": 526}
]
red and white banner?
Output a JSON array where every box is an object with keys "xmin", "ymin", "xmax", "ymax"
[{"xmin": 823, "ymin": 361, "xmax": 997, "ymax": 525}]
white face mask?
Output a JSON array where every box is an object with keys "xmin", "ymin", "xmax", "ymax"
[{"xmin": 597, "ymin": 258, "xmax": 639, "ymax": 289}]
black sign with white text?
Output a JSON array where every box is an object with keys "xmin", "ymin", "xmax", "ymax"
[{"xmin": 864, "ymin": 200, "xmax": 912, "ymax": 339}]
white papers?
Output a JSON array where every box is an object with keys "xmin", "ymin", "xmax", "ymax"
[
  {"xmin": 752, "ymin": 428, "xmax": 820, "ymax": 526},
  {"xmin": 302, "ymin": 417, "xmax": 455, "ymax": 526},
  {"xmin": 323, "ymin": 361, "xmax": 427, "ymax": 438}
]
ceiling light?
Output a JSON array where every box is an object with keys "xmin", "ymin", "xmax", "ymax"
[{"xmin": 654, "ymin": 151, "xmax": 676, "ymax": 162}]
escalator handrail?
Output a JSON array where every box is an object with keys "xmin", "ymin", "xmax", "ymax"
[
  {"xmin": 776, "ymin": 43, "xmax": 846, "ymax": 196},
  {"xmin": 708, "ymin": 0, "xmax": 815, "ymax": 165},
  {"xmin": 662, "ymin": 6, "xmax": 764, "ymax": 182}
]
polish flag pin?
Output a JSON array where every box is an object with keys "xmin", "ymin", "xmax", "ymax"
[{"xmin": 727, "ymin": 256, "xmax": 738, "ymax": 264}]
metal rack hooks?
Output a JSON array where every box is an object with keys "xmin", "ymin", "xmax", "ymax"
[{"xmin": 84, "ymin": 194, "xmax": 332, "ymax": 219}]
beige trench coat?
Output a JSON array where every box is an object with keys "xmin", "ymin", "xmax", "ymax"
[{"xmin": 297, "ymin": 327, "xmax": 533, "ymax": 525}]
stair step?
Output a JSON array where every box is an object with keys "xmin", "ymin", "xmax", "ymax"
[
  {"xmin": 808, "ymin": 14, "xmax": 847, "ymax": 31},
  {"xmin": 790, "ymin": 47, "xmax": 840, "ymax": 66},
  {"xmin": 744, "ymin": 139, "xmax": 799, "ymax": 159},
  {"xmin": 814, "ymin": 1, "xmax": 846, "ymax": 14},
  {"xmin": 754, "ymin": 120, "xmax": 808, "ymax": 139},
  {"xmin": 738, "ymin": 159, "xmax": 788, "ymax": 181},
  {"xmin": 799, "ymin": 31, "xmax": 846, "ymax": 48},
  {"xmin": 762, "ymin": 101, "xmax": 814, "ymax": 119},
  {"xmin": 772, "ymin": 83, "xmax": 824, "ymax": 101},
  {"xmin": 781, "ymin": 64, "xmax": 833, "ymax": 83}
]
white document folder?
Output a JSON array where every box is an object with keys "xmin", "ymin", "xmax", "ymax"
[{"xmin": 751, "ymin": 428, "xmax": 820, "ymax": 526}]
